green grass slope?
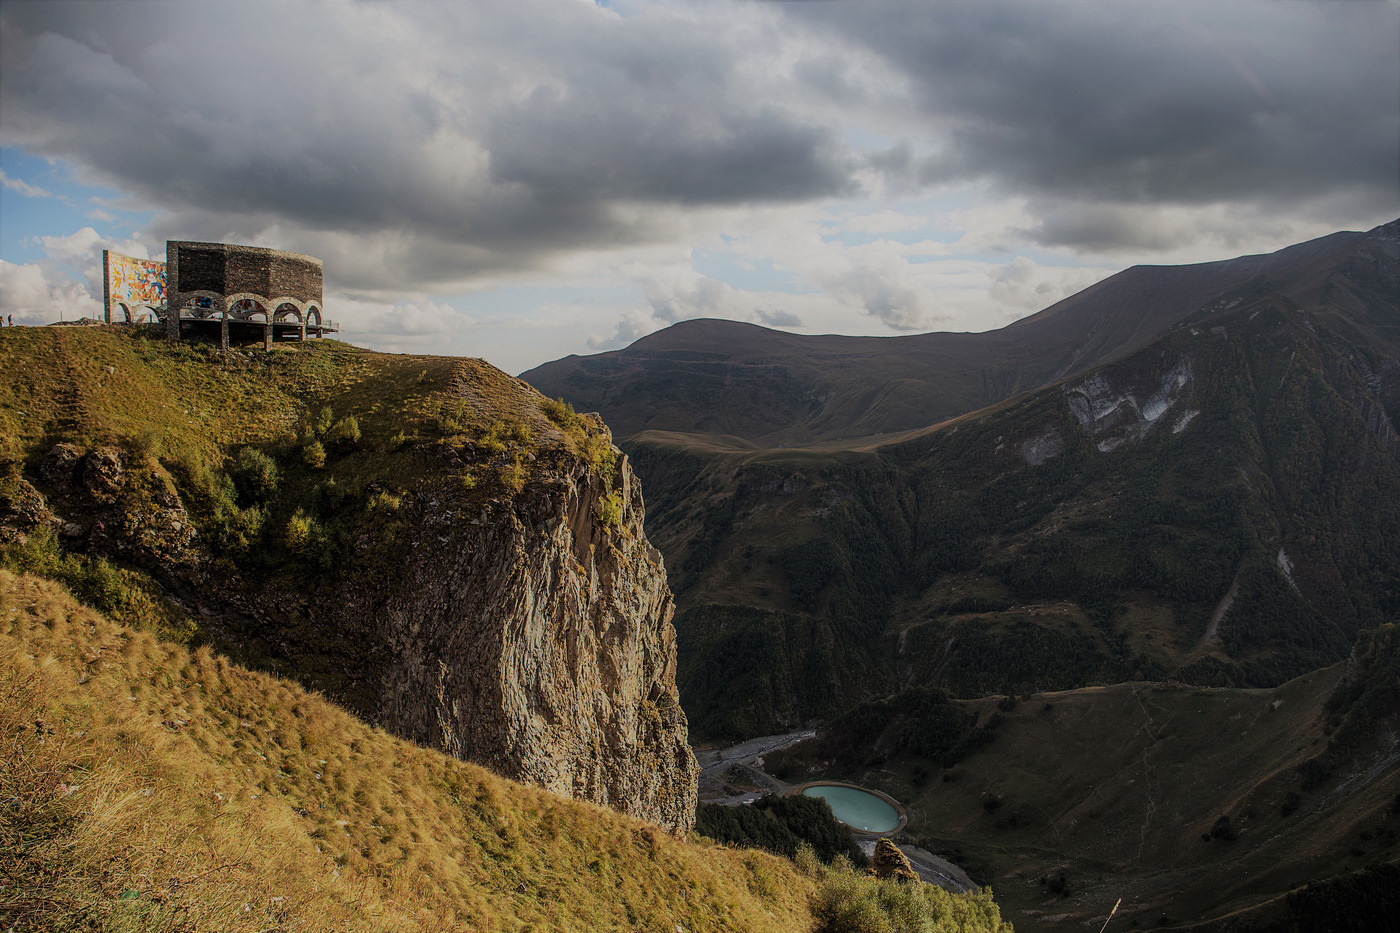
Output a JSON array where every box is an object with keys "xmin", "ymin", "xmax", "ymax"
[
  {"xmin": 0, "ymin": 325, "xmax": 622, "ymax": 712},
  {"xmin": 0, "ymin": 569, "xmax": 819, "ymax": 932}
]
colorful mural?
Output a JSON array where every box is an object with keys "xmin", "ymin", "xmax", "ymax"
[{"xmin": 104, "ymin": 251, "xmax": 167, "ymax": 317}]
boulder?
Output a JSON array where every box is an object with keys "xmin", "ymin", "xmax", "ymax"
[
  {"xmin": 867, "ymin": 838, "xmax": 920, "ymax": 883},
  {"xmin": 40, "ymin": 443, "xmax": 84, "ymax": 490},
  {"xmin": 81, "ymin": 447, "xmax": 126, "ymax": 502}
]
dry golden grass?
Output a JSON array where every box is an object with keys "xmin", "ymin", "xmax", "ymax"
[{"xmin": 0, "ymin": 569, "xmax": 819, "ymax": 932}]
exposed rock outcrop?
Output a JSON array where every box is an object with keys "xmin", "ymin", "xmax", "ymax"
[
  {"xmin": 3, "ymin": 337, "xmax": 698, "ymax": 837},
  {"xmin": 371, "ymin": 449, "xmax": 698, "ymax": 834},
  {"xmin": 867, "ymin": 838, "xmax": 920, "ymax": 883}
]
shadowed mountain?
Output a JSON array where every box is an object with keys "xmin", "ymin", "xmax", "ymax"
[
  {"xmin": 616, "ymin": 235, "xmax": 1400, "ymax": 741},
  {"xmin": 522, "ymin": 221, "xmax": 1398, "ymax": 445}
]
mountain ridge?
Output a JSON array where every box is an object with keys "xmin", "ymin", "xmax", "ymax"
[{"xmin": 522, "ymin": 221, "xmax": 1396, "ymax": 445}]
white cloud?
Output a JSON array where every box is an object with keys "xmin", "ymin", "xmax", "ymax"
[
  {"xmin": 0, "ymin": 259, "xmax": 99, "ymax": 323},
  {"xmin": 0, "ymin": 168, "xmax": 54, "ymax": 198},
  {"xmin": 0, "ymin": 1, "xmax": 1393, "ymax": 367},
  {"xmin": 588, "ymin": 311, "xmax": 662, "ymax": 351},
  {"xmin": 988, "ymin": 257, "xmax": 1111, "ymax": 312},
  {"xmin": 754, "ymin": 308, "xmax": 802, "ymax": 328}
]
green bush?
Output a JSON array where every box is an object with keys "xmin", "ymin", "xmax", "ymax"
[
  {"xmin": 595, "ymin": 490, "xmax": 624, "ymax": 528},
  {"xmin": 283, "ymin": 508, "xmax": 328, "ymax": 565},
  {"xmin": 802, "ymin": 851, "xmax": 1011, "ymax": 933},
  {"xmin": 694, "ymin": 796, "xmax": 865, "ymax": 866},
  {"xmin": 229, "ymin": 447, "xmax": 280, "ymax": 505},
  {"xmin": 302, "ymin": 440, "xmax": 327, "ymax": 470},
  {"xmin": 327, "ymin": 416, "xmax": 361, "ymax": 448},
  {"xmin": 540, "ymin": 397, "xmax": 583, "ymax": 432},
  {"xmin": 314, "ymin": 405, "xmax": 334, "ymax": 437}
]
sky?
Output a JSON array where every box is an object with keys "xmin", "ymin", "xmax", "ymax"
[{"xmin": 1, "ymin": 0, "xmax": 1396, "ymax": 375}]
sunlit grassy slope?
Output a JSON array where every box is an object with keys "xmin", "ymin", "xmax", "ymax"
[
  {"xmin": 0, "ymin": 325, "xmax": 623, "ymax": 711},
  {"xmin": 1, "ymin": 568, "xmax": 823, "ymax": 932}
]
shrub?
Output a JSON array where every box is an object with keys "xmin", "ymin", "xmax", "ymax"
[
  {"xmin": 804, "ymin": 851, "xmax": 1011, "ymax": 933},
  {"xmin": 595, "ymin": 490, "xmax": 624, "ymax": 528},
  {"xmin": 230, "ymin": 447, "xmax": 280, "ymax": 505},
  {"xmin": 581, "ymin": 433, "xmax": 617, "ymax": 475},
  {"xmin": 283, "ymin": 509, "xmax": 327, "ymax": 564},
  {"xmin": 541, "ymin": 397, "xmax": 583, "ymax": 432},
  {"xmin": 303, "ymin": 440, "xmax": 327, "ymax": 469},
  {"xmin": 498, "ymin": 460, "xmax": 527, "ymax": 493},
  {"xmin": 327, "ymin": 416, "xmax": 361, "ymax": 448},
  {"xmin": 314, "ymin": 405, "xmax": 334, "ymax": 437}
]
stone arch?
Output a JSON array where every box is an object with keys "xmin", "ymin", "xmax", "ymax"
[
  {"xmin": 306, "ymin": 304, "xmax": 323, "ymax": 326},
  {"xmin": 179, "ymin": 291, "xmax": 225, "ymax": 319},
  {"xmin": 226, "ymin": 294, "xmax": 269, "ymax": 320},
  {"xmin": 113, "ymin": 302, "xmax": 133, "ymax": 324},
  {"xmin": 273, "ymin": 302, "xmax": 303, "ymax": 323}
]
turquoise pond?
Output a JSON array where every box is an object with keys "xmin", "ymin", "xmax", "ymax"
[{"xmin": 801, "ymin": 784, "xmax": 901, "ymax": 833}]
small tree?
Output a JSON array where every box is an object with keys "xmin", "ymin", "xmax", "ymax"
[{"xmin": 302, "ymin": 440, "xmax": 327, "ymax": 469}]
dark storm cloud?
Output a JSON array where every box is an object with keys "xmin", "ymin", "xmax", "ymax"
[
  {"xmin": 794, "ymin": 0, "xmax": 1399, "ymax": 245},
  {"xmin": 0, "ymin": 1, "xmax": 851, "ymax": 289},
  {"xmin": 0, "ymin": 0, "xmax": 1395, "ymax": 286}
]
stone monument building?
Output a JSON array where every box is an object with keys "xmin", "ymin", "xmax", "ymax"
[{"xmin": 103, "ymin": 240, "xmax": 335, "ymax": 349}]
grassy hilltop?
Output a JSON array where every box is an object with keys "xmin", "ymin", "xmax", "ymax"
[
  {"xmin": 0, "ymin": 324, "xmax": 621, "ymax": 705},
  {"xmin": 0, "ymin": 326, "xmax": 1014, "ymax": 932}
]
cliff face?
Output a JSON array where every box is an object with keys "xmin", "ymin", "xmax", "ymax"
[
  {"xmin": 0, "ymin": 331, "xmax": 698, "ymax": 835},
  {"xmin": 374, "ymin": 451, "xmax": 697, "ymax": 832}
]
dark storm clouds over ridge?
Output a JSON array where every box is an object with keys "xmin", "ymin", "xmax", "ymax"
[{"xmin": 1, "ymin": 0, "xmax": 1395, "ymax": 293}]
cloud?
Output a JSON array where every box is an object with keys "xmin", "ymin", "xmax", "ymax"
[
  {"xmin": 754, "ymin": 308, "xmax": 802, "ymax": 328},
  {"xmin": 0, "ymin": 0, "xmax": 1394, "ymax": 364},
  {"xmin": 988, "ymin": 256, "xmax": 1109, "ymax": 311},
  {"xmin": 0, "ymin": 1, "xmax": 858, "ymax": 294},
  {"xmin": 0, "ymin": 167, "xmax": 53, "ymax": 198},
  {"xmin": 38, "ymin": 226, "xmax": 103, "ymax": 261},
  {"xmin": 794, "ymin": 1, "xmax": 1399, "ymax": 239},
  {"xmin": 0, "ymin": 259, "xmax": 99, "ymax": 323},
  {"xmin": 824, "ymin": 262, "xmax": 931, "ymax": 332},
  {"xmin": 588, "ymin": 311, "xmax": 661, "ymax": 352},
  {"xmin": 360, "ymin": 300, "xmax": 469, "ymax": 338}
]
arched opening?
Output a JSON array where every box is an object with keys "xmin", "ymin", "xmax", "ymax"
[
  {"xmin": 181, "ymin": 295, "xmax": 219, "ymax": 318},
  {"xmin": 306, "ymin": 305, "xmax": 323, "ymax": 327},
  {"xmin": 231, "ymin": 298, "xmax": 268, "ymax": 319},
  {"xmin": 273, "ymin": 303, "xmax": 302, "ymax": 323},
  {"xmin": 113, "ymin": 302, "xmax": 133, "ymax": 324}
]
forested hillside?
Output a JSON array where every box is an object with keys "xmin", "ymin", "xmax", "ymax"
[{"xmin": 629, "ymin": 296, "xmax": 1400, "ymax": 739}]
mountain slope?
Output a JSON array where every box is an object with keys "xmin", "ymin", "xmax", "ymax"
[
  {"xmin": 765, "ymin": 638, "xmax": 1400, "ymax": 933},
  {"xmin": 0, "ymin": 569, "xmax": 815, "ymax": 932},
  {"xmin": 522, "ymin": 222, "xmax": 1396, "ymax": 445},
  {"xmin": 1, "ymin": 567, "xmax": 1021, "ymax": 933},
  {"xmin": 627, "ymin": 294, "xmax": 1400, "ymax": 740},
  {"xmin": 0, "ymin": 327, "xmax": 698, "ymax": 830}
]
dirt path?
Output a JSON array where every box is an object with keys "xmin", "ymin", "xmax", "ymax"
[
  {"xmin": 695, "ymin": 729, "xmax": 815, "ymax": 803},
  {"xmin": 1195, "ymin": 566, "xmax": 1242, "ymax": 653}
]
